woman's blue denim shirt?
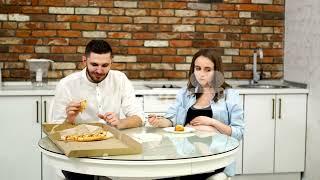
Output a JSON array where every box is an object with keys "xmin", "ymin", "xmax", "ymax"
[{"xmin": 164, "ymin": 87, "xmax": 244, "ymax": 176}]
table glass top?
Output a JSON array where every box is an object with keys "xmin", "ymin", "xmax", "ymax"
[{"xmin": 39, "ymin": 127, "xmax": 239, "ymax": 161}]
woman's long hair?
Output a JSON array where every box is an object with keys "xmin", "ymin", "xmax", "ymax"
[{"xmin": 187, "ymin": 49, "xmax": 231, "ymax": 102}]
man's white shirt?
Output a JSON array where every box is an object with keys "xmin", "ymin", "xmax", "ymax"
[{"xmin": 51, "ymin": 69, "xmax": 144, "ymax": 124}]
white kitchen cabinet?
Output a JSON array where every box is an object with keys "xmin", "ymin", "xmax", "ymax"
[
  {"xmin": 0, "ymin": 96, "xmax": 42, "ymax": 180},
  {"xmin": 242, "ymin": 94, "xmax": 307, "ymax": 174}
]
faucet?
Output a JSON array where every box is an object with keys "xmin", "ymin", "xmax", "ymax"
[{"xmin": 251, "ymin": 48, "xmax": 263, "ymax": 84}]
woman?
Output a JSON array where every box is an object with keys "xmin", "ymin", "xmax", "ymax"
[{"xmin": 148, "ymin": 49, "xmax": 244, "ymax": 180}]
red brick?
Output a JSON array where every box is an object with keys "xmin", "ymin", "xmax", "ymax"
[
  {"xmin": 30, "ymin": 14, "xmax": 55, "ymax": 21},
  {"xmin": 51, "ymin": 46, "xmax": 77, "ymax": 54},
  {"xmin": 263, "ymin": 5, "xmax": 284, "ymax": 12},
  {"xmin": 153, "ymin": 48, "xmax": 176, "ymax": 55},
  {"xmin": 241, "ymin": 34, "xmax": 263, "ymax": 41},
  {"xmin": 212, "ymin": 4, "xmax": 235, "ymax": 11},
  {"xmin": 69, "ymin": 38, "xmax": 90, "ymax": 45},
  {"xmin": 108, "ymin": 32, "xmax": 131, "ymax": 39},
  {"xmin": 182, "ymin": 17, "xmax": 204, "ymax": 24},
  {"xmin": 88, "ymin": 0, "xmax": 113, "ymax": 7},
  {"xmin": 169, "ymin": 40, "xmax": 192, "ymax": 47},
  {"xmin": 5, "ymin": 0, "xmax": 32, "ymax": 5},
  {"xmin": 220, "ymin": 26, "xmax": 243, "ymax": 33},
  {"xmin": 162, "ymin": 56, "xmax": 185, "ymax": 63},
  {"xmin": 18, "ymin": 22, "xmax": 44, "ymax": 29},
  {"xmin": 71, "ymin": 23, "xmax": 96, "ymax": 30},
  {"xmin": 232, "ymin": 41, "xmax": 250, "ymax": 48},
  {"xmin": 181, "ymin": 33, "xmax": 203, "ymax": 40},
  {"xmin": 45, "ymin": 38, "xmax": 69, "ymax": 45},
  {"xmin": 45, "ymin": 22, "xmax": 70, "ymax": 30},
  {"xmin": 0, "ymin": 29, "xmax": 14, "ymax": 36},
  {"xmin": 204, "ymin": 33, "xmax": 226, "ymax": 40},
  {"xmin": 57, "ymin": 15, "xmax": 82, "ymax": 22},
  {"xmin": 164, "ymin": 71, "xmax": 186, "ymax": 79},
  {"xmin": 240, "ymin": 49, "xmax": 254, "ymax": 56},
  {"xmin": 148, "ymin": 25, "xmax": 172, "ymax": 32},
  {"xmin": 138, "ymin": 1, "xmax": 161, "ymax": 8},
  {"xmin": 57, "ymin": 30, "xmax": 81, "ymax": 37},
  {"xmin": 113, "ymin": 47, "xmax": 128, "ymax": 55},
  {"xmin": 22, "ymin": 6, "xmax": 48, "ymax": 13},
  {"xmin": 159, "ymin": 17, "xmax": 181, "ymax": 24},
  {"xmin": 199, "ymin": 11, "xmax": 223, "ymax": 17},
  {"xmin": 0, "ymin": 53, "xmax": 19, "ymax": 61},
  {"xmin": 274, "ymin": 27, "xmax": 284, "ymax": 34},
  {"xmin": 32, "ymin": 30, "xmax": 56, "ymax": 37},
  {"xmin": 10, "ymin": 69, "xmax": 29, "ymax": 78},
  {"xmin": 9, "ymin": 45, "xmax": 34, "ymax": 53},
  {"xmin": 140, "ymin": 71, "xmax": 162, "ymax": 78},
  {"xmin": 133, "ymin": 33, "xmax": 156, "ymax": 39},
  {"xmin": 125, "ymin": 71, "xmax": 139, "ymax": 79},
  {"xmin": 97, "ymin": 24, "xmax": 121, "ymax": 31},
  {"xmin": 263, "ymin": 49, "xmax": 283, "ymax": 56},
  {"xmin": 126, "ymin": 63, "xmax": 149, "ymax": 70},
  {"xmin": 128, "ymin": 48, "xmax": 152, "ymax": 55},
  {"xmin": 233, "ymin": 56, "xmax": 249, "ymax": 63},
  {"xmin": 193, "ymin": 40, "xmax": 217, "ymax": 48},
  {"xmin": 111, "ymin": 63, "xmax": 126, "ymax": 70},
  {"xmin": 235, "ymin": 4, "xmax": 262, "ymax": 11},
  {"xmin": 156, "ymin": 33, "xmax": 180, "ymax": 39},
  {"xmin": 205, "ymin": 18, "xmax": 228, "ymax": 25},
  {"xmin": 83, "ymin": 16, "xmax": 108, "ymax": 23},
  {"xmin": 223, "ymin": 11, "xmax": 239, "ymax": 18},
  {"xmin": 66, "ymin": 0, "xmax": 88, "ymax": 6},
  {"xmin": 123, "ymin": 24, "xmax": 146, "ymax": 32},
  {"xmin": 109, "ymin": 16, "xmax": 132, "ymax": 23},
  {"xmin": 245, "ymin": 19, "xmax": 262, "ymax": 26},
  {"xmin": 137, "ymin": 55, "xmax": 161, "ymax": 62},
  {"xmin": 2, "ymin": 22, "xmax": 17, "ymax": 29},
  {"xmin": 264, "ymin": 34, "xmax": 283, "ymax": 41},
  {"xmin": 0, "ymin": 5, "xmax": 22, "ymax": 13},
  {"xmin": 163, "ymin": 2, "xmax": 187, "ymax": 9},
  {"xmin": 233, "ymin": 71, "xmax": 251, "ymax": 79},
  {"xmin": 16, "ymin": 30, "xmax": 31, "ymax": 37},
  {"xmin": 24, "ymin": 38, "xmax": 43, "ymax": 45},
  {"xmin": 263, "ymin": 20, "xmax": 284, "ymax": 26},
  {"xmin": 120, "ymin": 40, "xmax": 144, "ymax": 47},
  {"xmin": 105, "ymin": 39, "xmax": 119, "ymax": 46},
  {"xmin": 196, "ymin": 25, "xmax": 220, "ymax": 32},
  {"xmin": 101, "ymin": 8, "xmax": 124, "ymax": 15},
  {"xmin": 39, "ymin": 0, "xmax": 64, "ymax": 6},
  {"xmin": 150, "ymin": 9, "xmax": 174, "ymax": 16}
]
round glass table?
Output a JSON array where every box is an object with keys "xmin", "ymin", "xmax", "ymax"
[{"xmin": 39, "ymin": 127, "xmax": 239, "ymax": 178}]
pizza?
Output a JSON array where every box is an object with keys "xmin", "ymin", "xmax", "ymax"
[
  {"xmin": 79, "ymin": 100, "xmax": 87, "ymax": 112},
  {"xmin": 174, "ymin": 125, "xmax": 184, "ymax": 132},
  {"xmin": 61, "ymin": 130, "xmax": 110, "ymax": 142}
]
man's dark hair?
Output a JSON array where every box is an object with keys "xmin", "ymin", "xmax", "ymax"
[{"xmin": 85, "ymin": 40, "xmax": 112, "ymax": 57}]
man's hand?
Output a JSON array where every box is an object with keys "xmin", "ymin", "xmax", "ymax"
[
  {"xmin": 190, "ymin": 116, "xmax": 214, "ymax": 126},
  {"xmin": 65, "ymin": 101, "xmax": 81, "ymax": 124},
  {"xmin": 98, "ymin": 112, "xmax": 120, "ymax": 128}
]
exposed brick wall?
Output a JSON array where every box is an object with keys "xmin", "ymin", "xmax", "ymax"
[{"xmin": 0, "ymin": 0, "xmax": 284, "ymax": 81}]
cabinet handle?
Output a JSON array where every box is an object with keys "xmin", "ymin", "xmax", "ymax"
[
  {"xmin": 278, "ymin": 98, "xmax": 282, "ymax": 119},
  {"xmin": 36, "ymin": 101, "xmax": 39, "ymax": 123},
  {"xmin": 272, "ymin": 98, "xmax": 275, "ymax": 119},
  {"xmin": 44, "ymin": 100, "xmax": 47, "ymax": 123}
]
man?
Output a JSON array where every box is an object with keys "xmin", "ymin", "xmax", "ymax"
[{"xmin": 51, "ymin": 40, "xmax": 144, "ymax": 180}]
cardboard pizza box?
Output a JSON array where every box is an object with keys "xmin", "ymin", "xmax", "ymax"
[{"xmin": 42, "ymin": 123, "xmax": 142, "ymax": 157}]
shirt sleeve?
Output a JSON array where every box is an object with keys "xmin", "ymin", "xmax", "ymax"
[
  {"xmin": 50, "ymin": 81, "xmax": 72, "ymax": 123},
  {"xmin": 120, "ymin": 74, "xmax": 145, "ymax": 124},
  {"xmin": 226, "ymin": 89, "xmax": 245, "ymax": 141},
  {"xmin": 164, "ymin": 88, "xmax": 186, "ymax": 126}
]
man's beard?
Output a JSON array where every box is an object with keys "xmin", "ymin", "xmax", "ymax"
[{"xmin": 86, "ymin": 68, "xmax": 107, "ymax": 83}]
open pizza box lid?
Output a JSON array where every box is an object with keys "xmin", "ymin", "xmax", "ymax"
[{"xmin": 42, "ymin": 123, "xmax": 142, "ymax": 157}]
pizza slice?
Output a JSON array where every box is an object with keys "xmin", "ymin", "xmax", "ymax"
[{"xmin": 79, "ymin": 100, "xmax": 87, "ymax": 112}]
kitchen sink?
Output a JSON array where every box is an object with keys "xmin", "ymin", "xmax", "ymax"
[{"xmin": 237, "ymin": 84, "xmax": 289, "ymax": 89}]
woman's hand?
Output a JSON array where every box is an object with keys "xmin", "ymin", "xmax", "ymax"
[
  {"xmin": 190, "ymin": 116, "xmax": 214, "ymax": 126},
  {"xmin": 148, "ymin": 114, "xmax": 172, "ymax": 128}
]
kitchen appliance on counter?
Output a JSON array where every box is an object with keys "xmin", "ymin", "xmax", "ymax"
[{"xmin": 26, "ymin": 59, "xmax": 53, "ymax": 87}]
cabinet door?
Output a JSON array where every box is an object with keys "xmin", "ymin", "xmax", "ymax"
[
  {"xmin": 243, "ymin": 95, "xmax": 275, "ymax": 174},
  {"xmin": 235, "ymin": 95, "xmax": 244, "ymax": 174},
  {"xmin": 0, "ymin": 96, "xmax": 41, "ymax": 180},
  {"xmin": 274, "ymin": 94, "xmax": 306, "ymax": 172},
  {"xmin": 41, "ymin": 96, "xmax": 54, "ymax": 124}
]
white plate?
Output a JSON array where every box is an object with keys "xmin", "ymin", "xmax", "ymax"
[{"xmin": 163, "ymin": 127, "xmax": 195, "ymax": 134}]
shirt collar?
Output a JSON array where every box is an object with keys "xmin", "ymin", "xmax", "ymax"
[{"xmin": 80, "ymin": 68, "xmax": 109, "ymax": 88}]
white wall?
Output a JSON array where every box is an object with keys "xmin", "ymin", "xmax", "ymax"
[{"xmin": 285, "ymin": 1, "xmax": 320, "ymax": 180}]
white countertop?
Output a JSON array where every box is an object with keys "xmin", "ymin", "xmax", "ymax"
[{"xmin": 0, "ymin": 80, "xmax": 309, "ymax": 96}]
